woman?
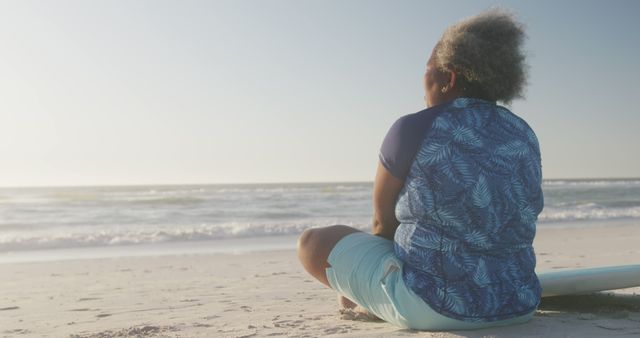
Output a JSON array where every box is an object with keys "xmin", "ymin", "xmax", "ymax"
[{"xmin": 297, "ymin": 8, "xmax": 544, "ymax": 331}]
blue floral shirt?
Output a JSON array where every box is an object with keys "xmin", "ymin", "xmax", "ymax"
[{"xmin": 379, "ymin": 97, "xmax": 544, "ymax": 322}]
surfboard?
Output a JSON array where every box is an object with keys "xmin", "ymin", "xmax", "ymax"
[{"xmin": 538, "ymin": 264, "xmax": 640, "ymax": 297}]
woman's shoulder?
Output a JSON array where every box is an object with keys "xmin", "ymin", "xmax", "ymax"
[
  {"xmin": 389, "ymin": 104, "xmax": 450, "ymax": 133},
  {"xmin": 493, "ymin": 105, "xmax": 542, "ymax": 157},
  {"xmin": 379, "ymin": 105, "xmax": 450, "ymax": 180},
  {"xmin": 384, "ymin": 104, "xmax": 454, "ymax": 145}
]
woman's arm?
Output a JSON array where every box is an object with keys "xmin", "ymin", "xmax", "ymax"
[{"xmin": 372, "ymin": 160, "xmax": 405, "ymax": 241}]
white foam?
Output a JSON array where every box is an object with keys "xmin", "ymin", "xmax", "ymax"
[
  {"xmin": 543, "ymin": 179, "xmax": 640, "ymax": 187},
  {"xmin": 539, "ymin": 205, "xmax": 640, "ymax": 222},
  {"xmin": 0, "ymin": 221, "xmax": 370, "ymax": 252},
  {"xmin": 1, "ymin": 181, "xmax": 639, "ymax": 253}
]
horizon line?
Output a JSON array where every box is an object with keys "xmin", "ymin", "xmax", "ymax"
[{"xmin": 1, "ymin": 176, "xmax": 639, "ymax": 189}]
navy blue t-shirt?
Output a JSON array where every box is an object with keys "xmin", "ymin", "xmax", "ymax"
[{"xmin": 378, "ymin": 104, "xmax": 447, "ymax": 180}]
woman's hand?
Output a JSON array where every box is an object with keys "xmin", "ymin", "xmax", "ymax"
[{"xmin": 372, "ymin": 160, "xmax": 404, "ymax": 241}]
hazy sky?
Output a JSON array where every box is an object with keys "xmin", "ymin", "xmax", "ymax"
[{"xmin": 1, "ymin": 0, "xmax": 639, "ymax": 186}]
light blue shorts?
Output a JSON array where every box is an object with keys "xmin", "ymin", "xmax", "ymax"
[{"xmin": 325, "ymin": 231, "xmax": 536, "ymax": 330}]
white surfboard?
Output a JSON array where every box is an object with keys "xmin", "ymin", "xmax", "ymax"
[{"xmin": 538, "ymin": 264, "xmax": 640, "ymax": 297}]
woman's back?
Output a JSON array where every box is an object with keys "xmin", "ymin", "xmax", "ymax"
[
  {"xmin": 300, "ymin": 8, "xmax": 545, "ymax": 330},
  {"xmin": 390, "ymin": 97, "xmax": 544, "ymax": 322}
]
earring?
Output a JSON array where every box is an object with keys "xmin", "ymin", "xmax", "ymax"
[{"xmin": 441, "ymin": 86, "xmax": 448, "ymax": 93}]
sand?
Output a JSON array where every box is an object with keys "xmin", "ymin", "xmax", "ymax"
[{"xmin": 1, "ymin": 222, "xmax": 640, "ymax": 337}]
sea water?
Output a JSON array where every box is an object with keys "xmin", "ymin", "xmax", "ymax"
[{"xmin": 1, "ymin": 179, "xmax": 639, "ymax": 262}]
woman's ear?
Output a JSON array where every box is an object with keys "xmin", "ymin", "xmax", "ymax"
[
  {"xmin": 448, "ymin": 70, "xmax": 457, "ymax": 91},
  {"xmin": 440, "ymin": 69, "xmax": 457, "ymax": 94}
]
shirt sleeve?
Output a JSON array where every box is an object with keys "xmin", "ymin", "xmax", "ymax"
[{"xmin": 378, "ymin": 108, "xmax": 443, "ymax": 180}]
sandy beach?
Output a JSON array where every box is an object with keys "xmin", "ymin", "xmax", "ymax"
[
  {"xmin": 2, "ymin": 0, "xmax": 639, "ymax": 337},
  {"xmin": 1, "ymin": 222, "xmax": 639, "ymax": 337}
]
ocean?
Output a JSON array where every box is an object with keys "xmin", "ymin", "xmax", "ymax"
[{"xmin": 1, "ymin": 179, "xmax": 639, "ymax": 262}]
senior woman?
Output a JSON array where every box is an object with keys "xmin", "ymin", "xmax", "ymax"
[{"xmin": 297, "ymin": 8, "xmax": 543, "ymax": 331}]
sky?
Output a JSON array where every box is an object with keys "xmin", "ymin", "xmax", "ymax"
[{"xmin": 0, "ymin": 0, "xmax": 639, "ymax": 187}]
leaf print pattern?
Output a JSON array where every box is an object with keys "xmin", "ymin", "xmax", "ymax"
[
  {"xmin": 450, "ymin": 155, "xmax": 476, "ymax": 186},
  {"xmin": 432, "ymin": 115, "xmax": 453, "ymax": 131},
  {"xmin": 419, "ymin": 141, "xmax": 452, "ymax": 165},
  {"xmin": 394, "ymin": 97, "xmax": 543, "ymax": 322},
  {"xmin": 465, "ymin": 230, "xmax": 492, "ymax": 250},
  {"xmin": 452, "ymin": 126, "xmax": 483, "ymax": 149},
  {"xmin": 471, "ymin": 175, "xmax": 491, "ymax": 208},
  {"xmin": 472, "ymin": 259, "xmax": 491, "ymax": 287}
]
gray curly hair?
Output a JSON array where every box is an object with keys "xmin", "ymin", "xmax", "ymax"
[{"xmin": 433, "ymin": 8, "xmax": 528, "ymax": 104}]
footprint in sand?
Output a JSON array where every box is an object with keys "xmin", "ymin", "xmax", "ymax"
[
  {"xmin": 323, "ymin": 325, "xmax": 354, "ymax": 334},
  {"xmin": 71, "ymin": 325, "xmax": 177, "ymax": 337},
  {"xmin": 273, "ymin": 319, "xmax": 305, "ymax": 328},
  {"xmin": 192, "ymin": 322, "xmax": 212, "ymax": 328},
  {"xmin": 0, "ymin": 306, "xmax": 19, "ymax": 311},
  {"xmin": 179, "ymin": 298, "xmax": 200, "ymax": 303},
  {"xmin": 2, "ymin": 328, "xmax": 30, "ymax": 335}
]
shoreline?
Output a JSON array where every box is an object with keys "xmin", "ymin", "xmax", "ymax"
[
  {"xmin": 1, "ymin": 218, "xmax": 638, "ymax": 265},
  {"xmin": 0, "ymin": 235, "xmax": 300, "ymax": 264}
]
